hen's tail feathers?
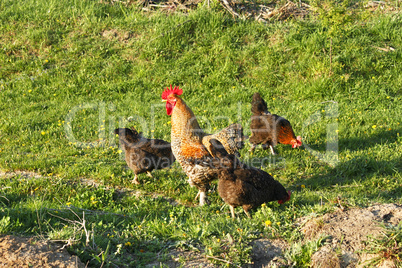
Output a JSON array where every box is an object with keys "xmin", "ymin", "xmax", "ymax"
[
  {"xmin": 251, "ymin": 92, "xmax": 270, "ymax": 115},
  {"xmin": 114, "ymin": 128, "xmax": 141, "ymax": 147}
]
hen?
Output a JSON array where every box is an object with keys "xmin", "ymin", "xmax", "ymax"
[
  {"xmin": 206, "ymin": 139, "xmax": 290, "ymax": 218},
  {"xmin": 114, "ymin": 127, "xmax": 175, "ymax": 184},
  {"xmin": 249, "ymin": 92, "xmax": 302, "ymax": 155},
  {"xmin": 162, "ymin": 85, "xmax": 245, "ymax": 205}
]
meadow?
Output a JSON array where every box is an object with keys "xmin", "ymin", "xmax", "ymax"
[{"xmin": 0, "ymin": 0, "xmax": 401, "ymax": 266}]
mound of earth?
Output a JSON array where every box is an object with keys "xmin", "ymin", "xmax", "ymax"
[
  {"xmin": 0, "ymin": 235, "xmax": 84, "ymax": 268},
  {"xmin": 250, "ymin": 238, "xmax": 289, "ymax": 267},
  {"xmin": 299, "ymin": 203, "xmax": 402, "ymax": 268},
  {"xmin": 246, "ymin": 203, "xmax": 402, "ymax": 267}
]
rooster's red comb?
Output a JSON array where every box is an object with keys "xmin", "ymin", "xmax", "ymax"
[{"xmin": 161, "ymin": 85, "xmax": 183, "ymax": 100}]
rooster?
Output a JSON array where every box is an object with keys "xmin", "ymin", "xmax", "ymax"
[
  {"xmin": 209, "ymin": 138, "xmax": 291, "ymax": 218},
  {"xmin": 114, "ymin": 127, "xmax": 175, "ymax": 184},
  {"xmin": 162, "ymin": 85, "xmax": 245, "ymax": 205},
  {"xmin": 249, "ymin": 92, "xmax": 302, "ymax": 155}
]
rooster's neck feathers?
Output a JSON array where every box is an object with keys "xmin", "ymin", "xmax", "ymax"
[{"xmin": 171, "ymin": 97, "xmax": 205, "ymax": 138}]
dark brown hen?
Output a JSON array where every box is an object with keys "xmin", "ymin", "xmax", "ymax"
[
  {"xmin": 209, "ymin": 139, "xmax": 291, "ymax": 218},
  {"xmin": 249, "ymin": 92, "xmax": 302, "ymax": 155},
  {"xmin": 114, "ymin": 128, "xmax": 175, "ymax": 184}
]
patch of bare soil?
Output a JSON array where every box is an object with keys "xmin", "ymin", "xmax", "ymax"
[
  {"xmin": 0, "ymin": 235, "xmax": 84, "ymax": 268},
  {"xmin": 299, "ymin": 203, "xmax": 402, "ymax": 268},
  {"xmin": 0, "ymin": 170, "xmax": 43, "ymax": 180},
  {"xmin": 250, "ymin": 238, "xmax": 289, "ymax": 267},
  {"xmin": 101, "ymin": 29, "xmax": 132, "ymax": 43}
]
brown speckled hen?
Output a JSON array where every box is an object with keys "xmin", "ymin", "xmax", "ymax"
[
  {"xmin": 249, "ymin": 92, "xmax": 302, "ymax": 155},
  {"xmin": 162, "ymin": 85, "xmax": 245, "ymax": 206},
  {"xmin": 196, "ymin": 139, "xmax": 291, "ymax": 218},
  {"xmin": 209, "ymin": 139, "xmax": 291, "ymax": 218},
  {"xmin": 114, "ymin": 127, "xmax": 175, "ymax": 184}
]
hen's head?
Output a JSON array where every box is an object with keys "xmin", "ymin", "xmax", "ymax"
[
  {"xmin": 161, "ymin": 85, "xmax": 183, "ymax": 115},
  {"xmin": 291, "ymin": 136, "xmax": 302, "ymax": 148},
  {"xmin": 278, "ymin": 190, "xmax": 291, "ymax": 205}
]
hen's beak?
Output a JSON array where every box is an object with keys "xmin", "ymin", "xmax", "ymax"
[{"xmin": 162, "ymin": 99, "xmax": 167, "ymax": 102}]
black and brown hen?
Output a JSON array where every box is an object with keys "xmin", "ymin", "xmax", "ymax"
[
  {"xmin": 206, "ymin": 139, "xmax": 291, "ymax": 218},
  {"xmin": 114, "ymin": 127, "xmax": 175, "ymax": 184},
  {"xmin": 249, "ymin": 92, "xmax": 302, "ymax": 155}
]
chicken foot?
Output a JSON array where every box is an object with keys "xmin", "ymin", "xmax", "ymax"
[
  {"xmin": 132, "ymin": 174, "xmax": 140, "ymax": 184},
  {"xmin": 243, "ymin": 209, "xmax": 251, "ymax": 219}
]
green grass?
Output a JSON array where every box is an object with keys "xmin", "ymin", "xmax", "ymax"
[{"xmin": 1, "ymin": 0, "xmax": 401, "ymax": 266}]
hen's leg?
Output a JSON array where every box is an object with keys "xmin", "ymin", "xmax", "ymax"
[
  {"xmin": 269, "ymin": 145, "xmax": 277, "ymax": 155},
  {"xmin": 249, "ymin": 143, "xmax": 256, "ymax": 153},
  {"xmin": 264, "ymin": 141, "xmax": 277, "ymax": 155},
  {"xmin": 230, "ymin": 206, "xmax": 236, "ymax": 218},
  {"xmin": 132, "ymin": 174, "xmax": 140, "ymax": 184},
  {"xmin": 244, "ymin": 209, "xmax": 251, "ymax": 219},
  {"xmin": 146, "ymin": 171, "xmax": 153, "ymax": 178}
]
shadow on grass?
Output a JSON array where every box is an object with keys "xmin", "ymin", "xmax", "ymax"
[
  {"xmin": 296, "ymin": 128, "xmax": 401, "ymax": 200},
  {"xmin": 339, "ymin": 128, "xmax": 401, "ymax": 152}
]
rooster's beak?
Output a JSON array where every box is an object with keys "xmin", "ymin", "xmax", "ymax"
[{"xmin": 162, "ymin": 99, "xmax": 167, "ymax": 102}]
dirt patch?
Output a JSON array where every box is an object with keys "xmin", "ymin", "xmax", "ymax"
[
  {"xmin": 246, "ymin": 203, "xmax": 402, "ymax": 267},
  {"xmin": 0, "ymin": 170, "xmax": 43, "ymax": 180},
  {"xmin": 0, "ymin": 235, "xmax": 84, "ymax": 268},
  {"xmin": 101, "ymin": 29, "xmax": 132, "ymax": 43},
  {"xmin": 299, "ymin": 203, "xmax": 402, "ymax": 267},
  {"xmin": 250, "ymin": 238, "xmax": 288, "ymax": 267},
  {"xmin": 311, "ymin": 245, "xmax": 341, "ymax": 268}
]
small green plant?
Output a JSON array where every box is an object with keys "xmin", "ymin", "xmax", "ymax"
[
  {"xmin": 284, "ymin": 236, "xmax": 328, "ymax": 267},
  {"xmin": 364, "ymin": 223, "xmax": 402, "ymax": 267},
  {"xmin": 310, "ymin": 0, "xmax": 362, "ymax": 75},
  {"xmin": 311, "ymin": 0, "xmax": 358, "ymax": 37},
  {"xmin": 0, "ymin": 216, "xmax": 11, "ymax": 234}
]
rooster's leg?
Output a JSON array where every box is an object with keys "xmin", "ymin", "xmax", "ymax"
[
  {"xmin": 230, "ymin": 206, "xmax": 236, "ymax": 218},
  {"xmin": 198, "ymin": 191, "xmax": 207, "ymax": 206},
  {"xmin": 194, "ymin": 191, "xmax": 200, "ymax": 201},
  {"xmin": 132, "ymin": 174, "xmax": 140, "ymax": 184},
  {"xmin": 146, "ymin": 171, "xmax": 153, "ymax": 178}
]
